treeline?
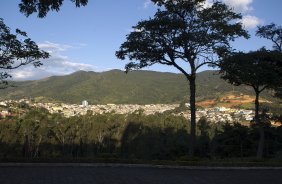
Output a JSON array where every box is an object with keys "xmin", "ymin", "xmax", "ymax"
[{"xmin": 0, "ymin": 108, "xmax": 282, "ymax": 161}]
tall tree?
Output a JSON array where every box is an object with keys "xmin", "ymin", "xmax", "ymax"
[
  {"xmin": 19, "ymin": 0, "xmax": 88, "ymax": 18},
  {"xmin": 116, "ymin": 0, "xmax": 248, "ymax": 157},
  {"xmin": 0, "ymin": 18, "xmax": 49, "ymax": 86},
  {"xmin": 219, "ymin": 49, "xmax": 282, "ymax": 159},
  {"xmin": 256, "ymin": 23, "xmax": 282, "ymax": 98}
]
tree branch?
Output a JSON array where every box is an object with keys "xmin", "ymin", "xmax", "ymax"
[
  {"xmin": 259, "ymin": 85, "xmax": 268, "ymax": 93},
  {"xmin": 166, "ymin": 55, "xmax": 191, "ymax": 80},
  {"xmin": 195, "ymin": 61, "xmax": 218, "ymax": 71}
]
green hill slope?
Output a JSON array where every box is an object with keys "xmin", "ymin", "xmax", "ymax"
[{"xmin": 0, "ymin": 70, "xmax": 274, "ymax": 104}]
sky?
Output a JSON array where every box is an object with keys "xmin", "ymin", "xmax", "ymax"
[{"xmin": 0, "ymin": 0, "xmax": 282, "ymax": 80}]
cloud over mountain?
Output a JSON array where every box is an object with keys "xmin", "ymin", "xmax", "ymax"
[{"xmin": 10, "ymin": 41, "xmax": 98, "ymax": 80}]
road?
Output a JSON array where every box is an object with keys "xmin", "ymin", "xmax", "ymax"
[{"xmin": 0, "ymin": 165, "xmax": 281, "ymax": 184}]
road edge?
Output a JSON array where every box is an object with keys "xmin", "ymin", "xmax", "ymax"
[{"xmin": 0, "ymin": 163, "xmax": 282, "ymax": 170}]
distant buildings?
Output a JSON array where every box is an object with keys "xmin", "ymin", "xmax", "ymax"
[
  {"xmin": 0, "ymin": 110, "xmax": 10, "ymax": 118},
  {"xmin": 82, "ymin": 100, "xmax": 88, "ymax": 107},
  {"xmin": 0, "ymin": 99, "xmax": 257, "ymax": 123}
]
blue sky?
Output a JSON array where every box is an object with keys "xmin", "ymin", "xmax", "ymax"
[{"xmin": 0, "ymin": 0, "xmax": 281, "ymax": 80}]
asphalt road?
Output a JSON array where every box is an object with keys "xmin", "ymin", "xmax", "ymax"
[{"xmin": 0, "ymin": 165, "xmax": 281, "ymax": 184}]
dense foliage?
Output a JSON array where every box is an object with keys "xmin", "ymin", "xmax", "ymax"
[
  {"xmin": 19, "ymin": 0, "xmax": 88, "ymax": 18},
  {"xmin": 256, "ymin": 23, "xmax": 282, "ymax": 98},
  {"xmin": 0, "ymin": 18, "xmax": 49, "ymax": 87},
  {"xmin": 0, "ymin": 107, "xmax": 281, "ymax": 161}
]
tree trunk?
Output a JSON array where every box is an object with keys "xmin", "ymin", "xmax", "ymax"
[
  {"xmin": 189, "ymin": 75, "xmax": 196, "ymax": 157},
  {"xmin": 255, "ymin": 91, "xmax": 264, "ymax": 159},
  {"xmin": 255, "ymin": 91, "xmax": 259, "ymax": 121},
  {"xmin": 257, "ymin": 126, "xmax": 265, "ymax": 159}
]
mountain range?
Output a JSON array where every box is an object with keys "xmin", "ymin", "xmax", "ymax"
[{"xmin": 0, "ymin": 70, "xmax": 274, "ymax": 104}]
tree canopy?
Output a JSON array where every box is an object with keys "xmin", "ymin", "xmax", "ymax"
[
  {"xmin": 116, "ymin": 0, "xmax": 248, "ymax": 157},
  {"xmin": 19, "ymin": 0, "xmax": 88, "ymax": 18},
  {"xmin": 0, "ymin": 18, "xmax": 49, "ymax": 86},
  {"xmin": 219, "ymin": 48, "xmax": 282, "ymax": 158},
  {"xmin": 116, "ymin": 0, "xmax": 248, "ymax": 74},
  {"xmin": 220, "ymin": 49, "xmax": 281, "ymax": 92},
  {"xmin": 256, "ymin": 23, "xmax": 282, "ymax": 98},
  {"xmin": 256, "ymin": 23, "xmax": 282, "ymax": 52}
]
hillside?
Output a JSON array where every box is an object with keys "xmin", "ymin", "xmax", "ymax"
[{"xmin": 0, "ymin": 70, "xmax": 276, "ymax": 104}]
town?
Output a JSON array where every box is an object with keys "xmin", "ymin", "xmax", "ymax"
[{"xmin": 0, "ymin": 99, "xmax": 254, "ymax": 123}]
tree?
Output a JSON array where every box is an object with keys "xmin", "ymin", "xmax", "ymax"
[
  {"xmin": 0, "ymin": 18, "xmax": 49, "ymax": 87},
  {"xmin": 197, "ymin": 117, "xmax": 211, "ymax": 157},
  {"xmin": 256, "ymin": 23, "xmax": 282, "ymax": 98},
  {"xmin": 219, "ymin": 49, "xmax": 282, "ymax": 159},
  {"xmin": 213, "ymin": 123, "xmax": 250, "ymax": 158},
  {"xmin": 19, "ymin": 0, "xmax": 88, "ymax": 18},
  {"xmin": 256, "ymin": 23, "xmax": 282, "ymax": 52},
  {"xmin": 116, "ymin": 0, "xmax": 248, "ymax": 157}
]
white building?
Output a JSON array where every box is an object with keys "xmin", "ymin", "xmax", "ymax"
[{"xmin": 82, "ymin": 100, "xmax": 89, "ymax": 107}]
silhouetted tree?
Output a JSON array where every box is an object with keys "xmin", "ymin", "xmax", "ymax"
[
  {"xmin": 116, "ymin": 0, "xmax": 248, "ymax": 157},
  {"xmin": 213, "ymin": 123, "xmax": 250, "ymax": 158},
  {"xmin": 256, "ymin": 23, "xmax": 282, "ymax": 98},
  {"xmin": 19, "ymin": 0, "xmax": 88, "ymax": 18},
  {"xmin": 256, "ymin": 23, "xmax": 282, "ymax": 52},
  {"xmin": 197, "ymin": 117, "xmax": 211, "ymax": 157},
  {"xmin": 0, "ymin": 18, "xmax": 49, "ymax": 87},
  {"xmin": 219, "ymin": 49, "xmax": 282, "ymax": 159}
]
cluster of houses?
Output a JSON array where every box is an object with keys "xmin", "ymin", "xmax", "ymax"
[
  {"xmin": 180, "ymin": 106, "xmax": 254, "ymax": 123},
  {"xmin": 0, "ymin": 102, "xmax": 12, "ymax": 118},
  {"xmin": 0, "ymin": 99, "xmax": 256, "ymax": 123},
  {"xmin": 34, "ymin": 101, "xmax": 179, "ymax": 117}
]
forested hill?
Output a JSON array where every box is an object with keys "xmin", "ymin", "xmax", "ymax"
[{"xmin": 0, "ymin": 70, "xmax": 272, "ymax": 104}]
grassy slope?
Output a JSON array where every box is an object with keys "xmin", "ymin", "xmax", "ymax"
[{"xmin": 0, "ymin": 70, "xmax": 276, "ymax": 104}]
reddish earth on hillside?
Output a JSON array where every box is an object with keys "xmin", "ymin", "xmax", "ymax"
[{"xmin": 197, "ymin": 94, "xmax": 271, "ymax": 108}]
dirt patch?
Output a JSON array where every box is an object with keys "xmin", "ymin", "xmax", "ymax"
[
  {"xmin": 197, "ymin": 100, "xmax": 216, "ymax": 107},
  {"xmin": 197, "ymin": 94, "xmax": 271, "ymax": 108}
]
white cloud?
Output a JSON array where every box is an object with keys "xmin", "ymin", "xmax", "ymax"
[
  {"xmin": 241, "ymin": 15, "xmax": 262, "ymax": 29},
  {"xmin": 222, "ymin": 0, "xmax": 253, "ymax": 13},
  {"xmin": 41, "ymin": 56, "xmax": 97, "ymax": 74},
  {"xmin": 10, "ymin": 67, "xmax": 52, "ymax": 80},
  {"xmin": 144, "ymin": 0, "xmax": 152, "ymax": 9},
  {"xmin": 38, "ymin": 41, "xmax": 73, "ymax": 53},
  {"xmin": 12, "ymin": 70, "xmax": 35, "ymax": 80},
  {"xmin": 202, "ymin": 0, "xmax": 213, "ymax": 9},
  {"xmin": 204, "ymin": 0, "xmax": 262, "ymax": 30},
  {"xmin": 10, "ymin": 42, "xmax": 99, "ymax": 80}
]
